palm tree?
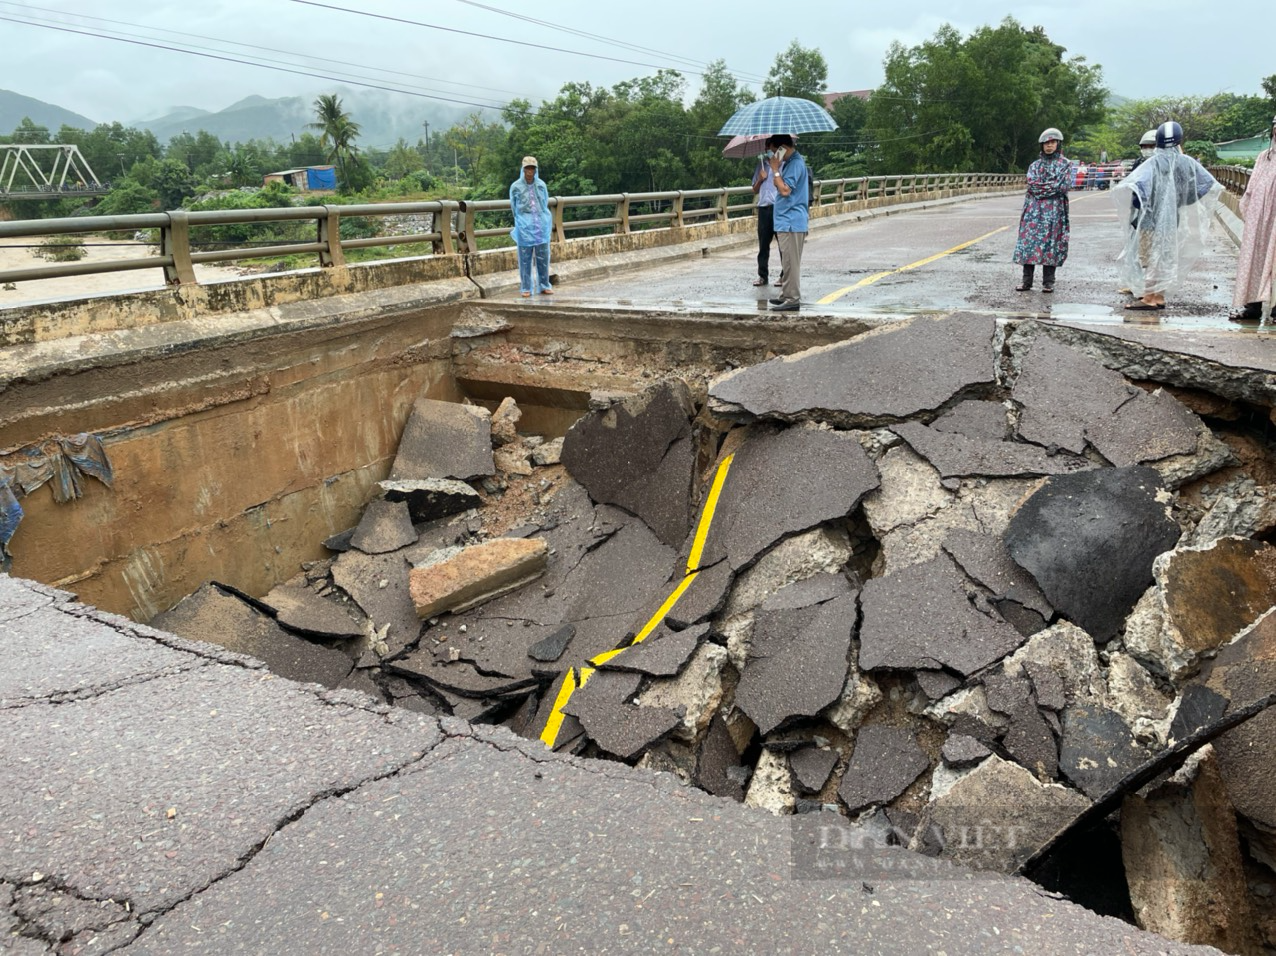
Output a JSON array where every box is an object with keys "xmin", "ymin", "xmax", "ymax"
[{"xmin": 308, "ymin": 94, "xmax": 361, "ymax": 187}]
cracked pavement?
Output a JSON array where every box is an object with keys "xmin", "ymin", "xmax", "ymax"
[{"xmin": 0, "ymin": 575, "xmax": 1219, "ymax": 955}]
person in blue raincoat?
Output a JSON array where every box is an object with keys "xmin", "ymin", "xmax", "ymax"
[
  {"xmin": 1013, "ymin": 128, "xmax": 1072, "ymax": 294},
  {"xmin": 510, "ymin": 155, "xmax": 553, "ymax": 297}
]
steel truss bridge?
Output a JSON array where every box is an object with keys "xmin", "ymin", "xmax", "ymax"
[{"xmin": 0, "ymin": 144, "xmax": 109, "ymax": 200}]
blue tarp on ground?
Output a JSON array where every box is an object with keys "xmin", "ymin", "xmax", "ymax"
[{"xmin": 307, "ymin": 167, "xmax": 337, "ymax": 190}]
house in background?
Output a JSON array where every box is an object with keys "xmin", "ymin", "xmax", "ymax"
[
  {"xmin": 1216, "ymin": 131, "xmax": 1273, "ymax": 164},
  {"xmin": 262, "ymin": 165, "xmax": 337, "ymax": 192}
]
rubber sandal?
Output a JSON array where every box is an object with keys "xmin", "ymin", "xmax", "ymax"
[
  {"xmin": 1042, "ymin": 285, "xmax": 1054, "ymax": 294},
  {"xmin": 540, "ymin": 288, "xmax": 554, "ymax": 295},
  {"xmin": 520, "ymin": 291, "xmax": 531, "ymax": 298},
  {"xmin": 1124, "ymin": 301, "xmax": 1159, "ymax": 311},
  {"xmin": 752, "ymin": 277, "xmax": 767, "ymax": 286},
  {"xmin": 1015, "ymin": 284, "xmax": 1032, "ymax": 292}
]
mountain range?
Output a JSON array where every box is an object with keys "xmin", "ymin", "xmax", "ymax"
[{"xmin": 2, "ymin": 87, "xmax": 488, "ymax": 149}]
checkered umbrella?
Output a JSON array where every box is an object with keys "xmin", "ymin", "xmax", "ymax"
[{"xmin": 717, "ymin": 96, "xmax": 837, "ymax": 137}]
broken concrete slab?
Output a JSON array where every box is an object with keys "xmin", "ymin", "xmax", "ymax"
[
  {"xmin": 490, "ymin": 396, "xmax": 521, "ymax": 446},
  {"xmin": 758, "ymin": 572, "xmax": 847, "ymax": 612},
  {"xmin": 891, "ymin": 421, "xmax": 1091, "ymax": 480},
  {"xmin": 1058, "ymin": 704, "xmax": 1156, "ymax": 800},
  {"xmin": 260, "ymin": 584, "xmax": 364, "ymax": 641},
  {"xmin": 599, "ymin": 622, "xmax": 706, "ymax": 678},
  {"xmin": 531, "ymin": 438, "xmax": 563, "ymax": 466},
  {"xmin": 789, "ymin": 746, "xmax": 839, "ymax": 794},
  {"xmin": 922, "ymin": 754, "xmax": 1090, "ymax": 874},
  {"xmin": 931, "ymin": 400, "xmax": 1010, "ymax": 441},
  {"xmin": 1001, "ymin": 622, "xmax": 1105, "ymax": 709},
  {"xmin": 152, "ymin": 584, "xmax": 353, "ymax": 689},
  {"xmin": 860, "ymin": 444, "xmax": 952, "ymax": 537},
  {"xmin": 697, "ymin": 715, "xmax": 746, "ymax": 800},
  {"xmin": 560, "ymin": 382, "xmax": 696, "ymax": 547},
  {"xmin": 1197, "ymin": 609, "xmax": 1276, "ymax": 835},
  {"xmin": 409, "ymin": 537, "xmax": 548, "ymax": 618},
  {"xmin": 941, "ymin": 527, "xmax": 1052, "ymax": 620},
  {"xmin": 837, "ymin": 725, "xmax": 929, "ymax": 814},
  {"xmin": 493, "ymin": 441, "xmax": 534, "ymax": 477},
  {"xmin": 735, "ymin": 589, "xmax": 856, "ymax": 735},
  {"xmin": 1086, "ymin": 388, "xmax": 1201, "ymax": 469},
  {"xmin": 1128, "ymin": 537, "xmax": 1276, "ymax": 682},
  {"xmin": 708, "ymin": 314, "xmax": 999, "ymax": 428},
  {"xmin": 389, "ymin": 397, "xmax": 494, "ymax": 481},
  {"xmin": 1105, "ymin": 652, "xmax": 1172, "ymax": 742},
  {"xmin": 1121, "ymin": 750, "xmax": 1260, "ymax": 954},
  {"xmin": 379, "ymin": 478, "xmax": 482, "ymax": 522},
  {"xmin": 350, "ymin": 499, "xmax": 418, "ymax": 555},
  {"xmin": 745, "ymin": 747, "xmax": 796, "ymax": 814},
  {"xmin": 637, "ymin": 642, "xmax": 728, "ymax": 741},
  {"xmin": 859, "ymin": 552, "xmax": 1026, "ymax": 676},
  {"xmin": 1004, "ymin": 466, "xmax": 1180, "ymax": 643},
  {"xmin": 721, "ymin": 527, "xmax": 852, "ymax": 620},
  {"xmin": 695, "ymin": 425, "xmax": 879, "ymax": 572}
]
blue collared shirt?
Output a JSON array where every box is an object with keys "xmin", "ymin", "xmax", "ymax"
[{"xmin": 772, "ymin": 151, "xmax": 809, "ymax": 233}]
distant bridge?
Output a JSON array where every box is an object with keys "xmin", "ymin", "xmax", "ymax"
[{"xmin": 0, "ymin": 144, "xmax": 110, "ymax": 200}]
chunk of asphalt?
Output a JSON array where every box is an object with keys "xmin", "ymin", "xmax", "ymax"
[
  {"xmin": 941, "ymin": 733, "xmax": 991, "ymax": 768},
  {"xmin": 916, "ymin": 670, "xmax": 961, "ymax": 701},
  {"xmin": 560, "ymin": 381, "xmax": 696, "ymax": 548},
  {"xmin": 389, "ymin": 397, "xmax": 494, "ymax": 481},
  {"xmin": 1024, "ymin": 660, "xmax": 1068, "ymax": 712},
  {"xmin": 931, "ymin": 400, "xmax": 1010, "ymax": 441},
  {"xmin": 1167, "ymin": 684, "xmax": 1229, "ymax": 743},
  {"xmin": 697, "ymin": 715, "xmax": 746, "ymax": 801},
  {"xmin": 891, "ymin": 421, "xmax": 1091, "ymax": 480},
  {"xmin": 789, "ymin": 747, "xmax": 839, "ymax": 794},
  {"xmin": 663, "ymin": 559, "xmax": 734, "ymax": 629},
  {"xmin": 942, "ymin": 528, "xmax": 1052, "ymax": 619},
  {"xmin": 1011, "ymin": 336, "xmax": 1135, "ymax": 455},
  {"xmin": 692, "ymin": 425, "xmax": 880, "ymax": 573},
  {"xmin": 379, "ymin": 478, "xmax": 482, "ymax": 522},
  {"xmin": 331, "ymin": 549, "xmax": 422, "ymax": 660},
  {"xmin": 152, "ymin": 583, "xmax": 353, "ymax": 689},
  {"xmin": 1058, "ymin": 704, "xmax": 1155, "ymax": 800},
  {"xmin": 859, "ymin": 552, "xmax": 1026, "ymax": 677},
  {"xmin": 982, "ymin": 672, "xmax": 1033, "ymax": 716},
  {"xmin": 388, "ymin": 651, "xmax": 539, "ymax": 699},
  {"xmin": 735, "ymin": 590, "xmax": 857, "ymax": 736},
  {"xmin": 1084, "ymin": 388, "xmax": 1200, "ymax": 467},
  {"xmin": 323, "ymin": 527, "xmax": 355, "ymax": 552},
  {"xmin": 528, "ymin": 623, "xmax": 575, "ymax": 663},
  {"xmin": 1004, "ymin": 466, "xmax": 1181, "ymax": 643},
  {"xmin": 707, "ymin": 313, "xmax": 998, "ymax": 428},
  {"xmin": 564, "ymin": 670, "xmax": 682, "ymax": 761},
  {"xmin": 1001, "ymin": 701, "xmax": 1059, "ymax": 780},
  {"xmin": 350, "ymin": 499, "xmax": 419, "ymax": 555},
  {"xmin": 837, "ymin": 725, "xmax": 930, "ymax": 814},
  {"xmin": 261, "ymin": 584, "xmax": 364, "ymax": 640},
  {"xmin": 759, "ymin": 572, "xmax": 848, "ymax": 612},
  {"xmin": 599, "ymin": 622, "xmax": 706, "ymax": 678}
]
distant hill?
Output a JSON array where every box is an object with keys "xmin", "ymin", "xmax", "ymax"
[
  {"xmin": 131, "ymin": 88, "xmax": 485, "ymax": 148},
  {"xmin": 0, "ymin": 89, "xmax": 97, "ymax": 136},
  {"xmin": 1106, "ymin": 93, "xmax": 1131, "ymax": 108}
]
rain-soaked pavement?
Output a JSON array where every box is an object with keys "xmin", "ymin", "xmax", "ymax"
[{"xmin": 527, "ymin": 192, "xmax": 1248, "ymax": 332}]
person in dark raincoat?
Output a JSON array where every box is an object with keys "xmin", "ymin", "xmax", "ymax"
[{"xmin": 1013, "ymin": 127, "xmax": 1072, "ymax": 293}]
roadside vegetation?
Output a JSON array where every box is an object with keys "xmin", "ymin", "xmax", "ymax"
[{"xmin": 1, "ymin": 17, "xmax": 1271, "ymax": 269}]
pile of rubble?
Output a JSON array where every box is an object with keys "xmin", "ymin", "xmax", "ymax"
[{"xmin": 156, "ymin": 314, "xmax": 1276, "ymax": 953}]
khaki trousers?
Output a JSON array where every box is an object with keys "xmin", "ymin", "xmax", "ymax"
[{"xmin": 776, "ymin": 231, "xmax": 806, "ymax": 304}]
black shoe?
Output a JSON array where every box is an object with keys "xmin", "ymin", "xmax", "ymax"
[
  {"xmin": 768, "ymin": 297, "xmax": 786, "ymax": 305},
  {"xmin": 1229, "ymin": 304, "xmax": 1263, "ymax": 323},
  {"xmin": 770, "ymin": 299, "xmax": 801, "ymax": 312}
]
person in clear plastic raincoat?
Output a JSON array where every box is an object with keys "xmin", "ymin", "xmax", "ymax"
[
  {"xmin": 1113, "ymin": 121, "xmax": 1221, "ymax": 311},
  {"xmin": 509, "ymin": 155, "xmax": 553, "ymax": 297}
]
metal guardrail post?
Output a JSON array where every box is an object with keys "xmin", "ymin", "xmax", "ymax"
[
  {"xmin": 717, "ymin": 190, "xmax": 729, "ymax": 223},
  {"xmin": 161, "ymin": 210, "xmax": 197, "ymax": 286},
  {"xmin": 433, "ymin": 202, "xmax": 457, "ymax": 256},
  {"xmin": 460, "ymin": 202, "xmax": 478, "ymax": 254},
  {"xmin": 672, "ymin": 192, "xmax": 685, "ymax": 229},
  {"xmin": 317, "ymin": 206, "xmax": 345, "ymax": 268},
  {"xmin": 551, "ymin": 197, "xmax": 566, "ymax": 244},
  {"xmin": 619, "ymin": 195, "xmax": 631, "ymax": 234}
]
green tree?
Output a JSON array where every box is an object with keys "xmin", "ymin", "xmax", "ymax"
[
  {"xmin": 308, "ymin": 94, "xmax": 361, "ymax": 187},
  {"xmin": 383, "ymin": 138, "xmax": 423, "ymax": 181},
  {"xmin": 92, "ymin": 180, "xmax": 159, "ymax": 216},
  {"xmin": 10, "ymin": 117, "xmax": 50, "ymax": 144},
  {"xmin": 688, "ymin": 60, "xmax": 757, "ymax": 188},
  {"xmin": 762, "ymin": 41, "xmax": 829, "ymax": 102}
]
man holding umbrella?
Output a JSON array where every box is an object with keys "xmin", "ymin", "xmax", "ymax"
[{"xmin": 768, "ymin": 134, "xmax": 809, "ymax": 311}]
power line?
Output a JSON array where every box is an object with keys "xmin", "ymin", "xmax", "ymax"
[
  {"xmin": 0, "ymin": 0, "xmax": 529, "ymax": 101},
  {"xmin": 288, "ymin": 0, "xmax": 732, "ymax": 82},
  {"xmin": 448, "ymin": 0, "xmax": 769, "ymax": 86}
]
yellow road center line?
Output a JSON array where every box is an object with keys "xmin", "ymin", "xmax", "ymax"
[
  {"xmin": 686, "ymin": 454, "xmax": 734, "ymax": 573},
  {"xmin": 543, "ymin": 453, "xmax": 737, "ymax": 747},
  {"xmin": 817, "ymin": 226, "xmax": 1009, "ymax": 304}
]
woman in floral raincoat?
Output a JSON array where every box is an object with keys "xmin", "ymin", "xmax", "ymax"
[{"xmin": 1013, "ymin": 128, "xmax": 1072, "ymax": 293}]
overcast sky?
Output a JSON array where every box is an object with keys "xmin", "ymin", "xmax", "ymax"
[{"xmin": 2, "ymin": 0, "xmax": 1269, "ymax": 126}]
